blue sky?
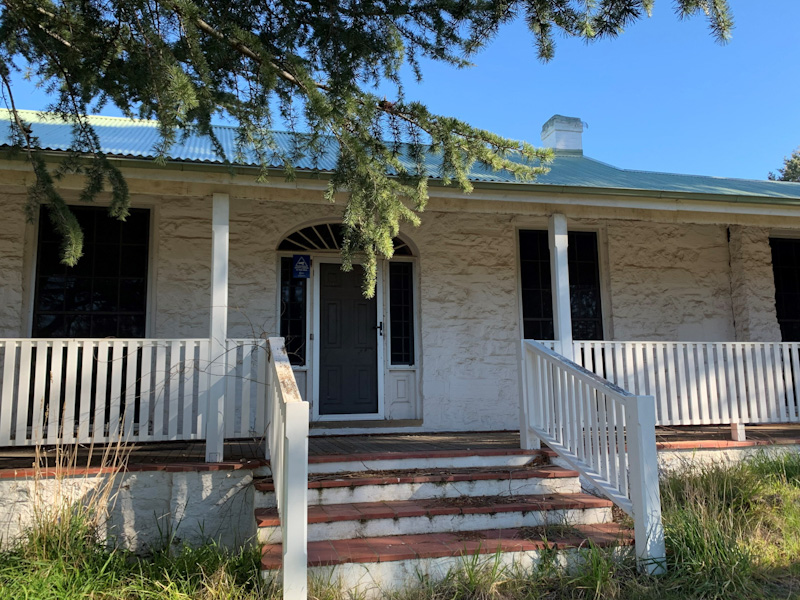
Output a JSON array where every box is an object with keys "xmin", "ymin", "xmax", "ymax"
[{"xmin": 7, "ymin": 0, "xmax": 800, "ymax": 181}]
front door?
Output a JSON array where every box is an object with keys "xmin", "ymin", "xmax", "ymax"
[{"xmin": 318, "ymin": 263, "xmax": 379, "ymax": 415}]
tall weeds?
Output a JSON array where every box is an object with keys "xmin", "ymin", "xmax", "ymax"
[{"xmin": 2, "ymin": 450, "xmax": 800, "ymax": 599}]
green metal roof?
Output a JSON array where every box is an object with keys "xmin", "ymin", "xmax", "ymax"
[{"xmin": 3, "ymin": 109, "xmax": 800, "ymax": 202}]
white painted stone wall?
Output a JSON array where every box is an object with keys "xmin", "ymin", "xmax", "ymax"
[
  {"xmin": 154, "ymin": 198, "xmax": 213, "ymax": 338},
  {"xmin": 414, "ymin": 211, "xmax": 521, "ymax": 431},
  {"xmin": 657, "ymin": 443, "xmax": 800, "ymax": 473},
  {"xmin": 0, "ymin": 193, "xmax": 27, "ymax": 337},
  {"xmin": 605, "ymin": 221, "xmax": 736, "ymax": 341},
  {"xmin": 0, "ymin": 469, "xmax": 257, "ymax": 552},
  {"xmin": 728, "ymin": 225, "xmax": 782, "ymax": 341}
]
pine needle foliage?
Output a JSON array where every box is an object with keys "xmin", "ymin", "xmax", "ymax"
[
  {"xmin": 769, "ymin": 148, "xmax": 800, "ymax": 183},
  {"xmin": 0, "ymin": 0, "xmax": 733, "ymax": 295}
]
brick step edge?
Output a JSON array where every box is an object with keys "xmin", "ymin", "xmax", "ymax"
[
  {"xmin": 303, "ymin": 448, "xmax": 546, "ymax": 465},
  {"xmin": 260, "ymin": 523, "xmax": 633, "ymax": 569},
  {"xmin": 254, "ymin": 465, "xmax": 578, "ymax": 493},
  {"xmin": 255, "ymin": 493, "xmax": 613, "ymax": 528}
]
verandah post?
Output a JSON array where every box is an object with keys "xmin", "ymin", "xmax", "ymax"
[
  {"xmin": 627, "ymin": 394, "xmax": 666, "ymax": 574},
  {"xmin": 206, "ymin": 192, "xmax": 230, "ymax": 462},
  {"xmin": 548, "ymin": 213, "xmax": 573, "ymax": 360}
]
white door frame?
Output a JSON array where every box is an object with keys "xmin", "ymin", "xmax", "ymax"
[{"xmin": 310, "ymin": 256, "xmax": 385, "ymax": 421}]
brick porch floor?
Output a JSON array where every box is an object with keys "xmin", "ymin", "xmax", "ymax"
[{"xmin": 1, "ymin": 424, "xmax": 800, "ymax": 471}]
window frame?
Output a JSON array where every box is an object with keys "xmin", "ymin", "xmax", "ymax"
[
  {"xmin": 515, "ymin": 224, "xmax": 611, "ymax": 341},
  {"xmin": 26, "ymin": 204, "xmax": 156, "ymax": 338}
]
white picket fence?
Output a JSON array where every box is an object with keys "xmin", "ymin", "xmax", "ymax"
[
  {"xmin": 521, "ymin": 339, "xmax": 665, "ymax": 573},
  {"xmin": 265, "ymin": 337, "xmax": 309, "ymax": 600},
  {"xmin": 0, "ymin": 338, "xmax": 268, "ymax": 446},
  {"xmin": 573, "ymin": 341, "xmax": 800, "ymax": 427}
]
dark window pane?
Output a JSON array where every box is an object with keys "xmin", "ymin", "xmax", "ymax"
[
  {"xmin": 35, "ymin": 314, "xmax": 64, "ymax": 337},
  {"xmin": 38, "ymin": 243, "xmax": 65, "ymax": 276},
  {"xmin": 37, "ymin": 276, "xmax": 65, "ymax": 311},
  {"xmin": 92, "ymin": 278, "xmax": 119, "ymax": 312},
  {"xmin": 91, "ymin": 315, "xmax": 118, "ymax": 337},
  {"xmin": 119, "ymin": 279, "xmax": 147, "ymax": 312},
  {"xmin": 93, "ymin": 244, "xmax": 121, "ymax": 277},
  {"xmin": 33, "ymin": 206, "xmax": 150, "ymax": 338},
  {"xmin": 771, "ymin": 238, "xmax": 800, "ymax": 342},
  {"xmin": 120, "ymin": 245, "xmax": 149, "ymax": 277},
  {"xmin": 519, "ymin": 230, "xmax": 603, "ymax": 341},
  {"xmin": 65, "ymin": 278, "xmax": 93, "ymax": 312},
  {"xmin": 280, "ymin": 257, "xmax": 307, "ymax": 366},
  {"xmin": 389, "ymin": 262, "xmax": 414, "ymax": 365}
]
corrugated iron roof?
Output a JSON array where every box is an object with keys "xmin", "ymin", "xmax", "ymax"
[{"xmin": 3, "ymin": 109, "xmax": 800, "ymax": 201}]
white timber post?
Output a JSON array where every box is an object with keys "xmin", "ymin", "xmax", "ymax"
[
  {"xmin": 549, "ymin": 213, "xmax": 573, "ymax": 360},
  {"xmin": 518, "ymin": 341, "xmax": 541, "ymax": 450},
  {"xmin": 282, "ymin": 401, "xmax": 310, "ymax": 600},
  {"xmin": 628, "ymin": 394, "xmax": 666, "ymax": 575},
  {"xmin": 206, "ymin": 192, "xmax": 229, "ymax": 463}
]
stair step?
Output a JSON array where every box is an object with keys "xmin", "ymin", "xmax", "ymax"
[
  {"xmin": 254, "ymin": 465, "xmax": 581, "ymax": 507},
  {"xmin": 261, "ymin": 522, "xmax": 633, "ymax": 569},
  {"xmin": 305, "ymin": 448, "xmax": 547, "ymax": 474},
  {"xmin": 256, "ymin": 493, "xmax": 613, "ymax": 543}
]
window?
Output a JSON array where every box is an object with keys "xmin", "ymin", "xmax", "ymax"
[
  {"xmin": 519, "ymin": 229, "xmax": 604, "ymax": 340},
  {"xmin": 389, "ymin": 262, "xmax": 414, "ymax": 365},
  {"xmin": 33, "ymin": 206, "xmax": 150, "ymax": 338},
  {"xmin": 279, "ymin": 256, "xmax": 307, "ymax": 366},
  {"xmin": 770, "ymin": 237, "xmax": 800, "ymax": 341}
]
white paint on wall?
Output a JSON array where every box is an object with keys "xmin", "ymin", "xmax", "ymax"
[
  {"xmin": 0, "ymin": 469, "xmax": 256, "ymax": 552},
  {"xmin": 728, "ymin": 225, "xmax": 782, "ymax": 342},
  {"xmin": 605, "ymin": 221, "xmax": 736, "ymax": 341}
]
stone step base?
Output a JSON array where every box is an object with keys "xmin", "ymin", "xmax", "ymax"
[
  {"xmin": 304, "ymin": 448, "xmax": 547, "ymax": 475},
  {"xmin": 256, "ymin": 493, "xmax": 613, "ymax": 543},
  {"xmin": 253, "ymin": 465, "xmax": 580, "ymax": 508},
  {"xmin": 261, "ymin": 524, "xmax": 633, "ymax": 598}
]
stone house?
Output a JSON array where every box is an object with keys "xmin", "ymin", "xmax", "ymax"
[
  {"xmin": 1, "ymin": 110, "xmax": 799, "ymax": 444},
  {"xmin": 4, "ymin": 110, "xmax": 800, "ymax": 590}
]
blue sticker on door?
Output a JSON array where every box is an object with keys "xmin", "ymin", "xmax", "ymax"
[{"xmin": 292, "ymin": 254, "xmax": 311, "ymax": 278}]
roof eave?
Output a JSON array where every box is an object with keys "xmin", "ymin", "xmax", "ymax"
[{"xmin": 3, "ymin": 147, "xmax": 800, "ymax": 208}]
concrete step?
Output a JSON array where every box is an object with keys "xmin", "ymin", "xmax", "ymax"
[
  {"xmin": 255, "ymin": 493, "xmax": 614, "ymax": 543},
  {"xmin": 260, "ymin": 523, "xmax": 633, "ymax": 598},
  {"xmin": 304, "ymin": 448, "xmax": 548, "ymax": 475},
  {"xmin": 253, "ymin": 465, "xmax": 581, "ymax": 508}
]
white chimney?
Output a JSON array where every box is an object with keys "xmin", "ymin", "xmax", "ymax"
[{"xmin": 541, "ymin": 115, "xmax": 583, "ymax": 152}]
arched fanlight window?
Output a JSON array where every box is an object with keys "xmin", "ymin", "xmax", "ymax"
[{"xmin": 278, "ymin": 223, "xmax": 413, "ymax": 256}]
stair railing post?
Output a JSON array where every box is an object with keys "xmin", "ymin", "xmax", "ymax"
[
  {"xmin": 281, "ymin": 399, "xmax": 309, "ymax": 600},
  {"xmin": 519, "ymin": 341, "xmax": 541, "ymax": 450},
  {"xmin": 627, "ymin": 394, "xmax": 666, "ymax": 574}
]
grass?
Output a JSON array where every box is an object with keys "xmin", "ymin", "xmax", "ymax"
[{"xmin": 3, "ymin": 451, "xmax": 800, "ymax": 599}]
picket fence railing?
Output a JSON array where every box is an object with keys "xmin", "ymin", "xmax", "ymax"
[
  {"xmin": 0, "ymin": 338, "xmax": 268, "ymax": 447},
  {"xmin": 521, "ymin": 339, "xmax": 665, "ymax": 573},
  {"xmin": 265, "ymin": 337, "xmax": 309, "ymax": 600},
  {"xmin": 573, "ymin": 341, "xmax": 800, "ymax": 427}
]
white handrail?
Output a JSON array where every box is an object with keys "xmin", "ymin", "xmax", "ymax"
[
  {"xmin": 521, "ymin": 339, "xmax": 665, "ymax": 574},
  {"xmin": 266, "ymin": 337, "xmax": 309, "ymax": 600}
]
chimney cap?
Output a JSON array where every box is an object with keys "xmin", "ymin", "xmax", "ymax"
[{"xmin": 541, "ymin": 115, "xmax": 584, "ymax": 152}]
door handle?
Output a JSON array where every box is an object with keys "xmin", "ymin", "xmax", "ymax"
[{"xmin": 375, "ymin": 322, "xmax": 384, "ymax": 336}]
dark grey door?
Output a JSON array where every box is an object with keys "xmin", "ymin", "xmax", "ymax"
[{"xmin": 319, "ymin": 263, "xmax": 379, "ymax": 415}]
